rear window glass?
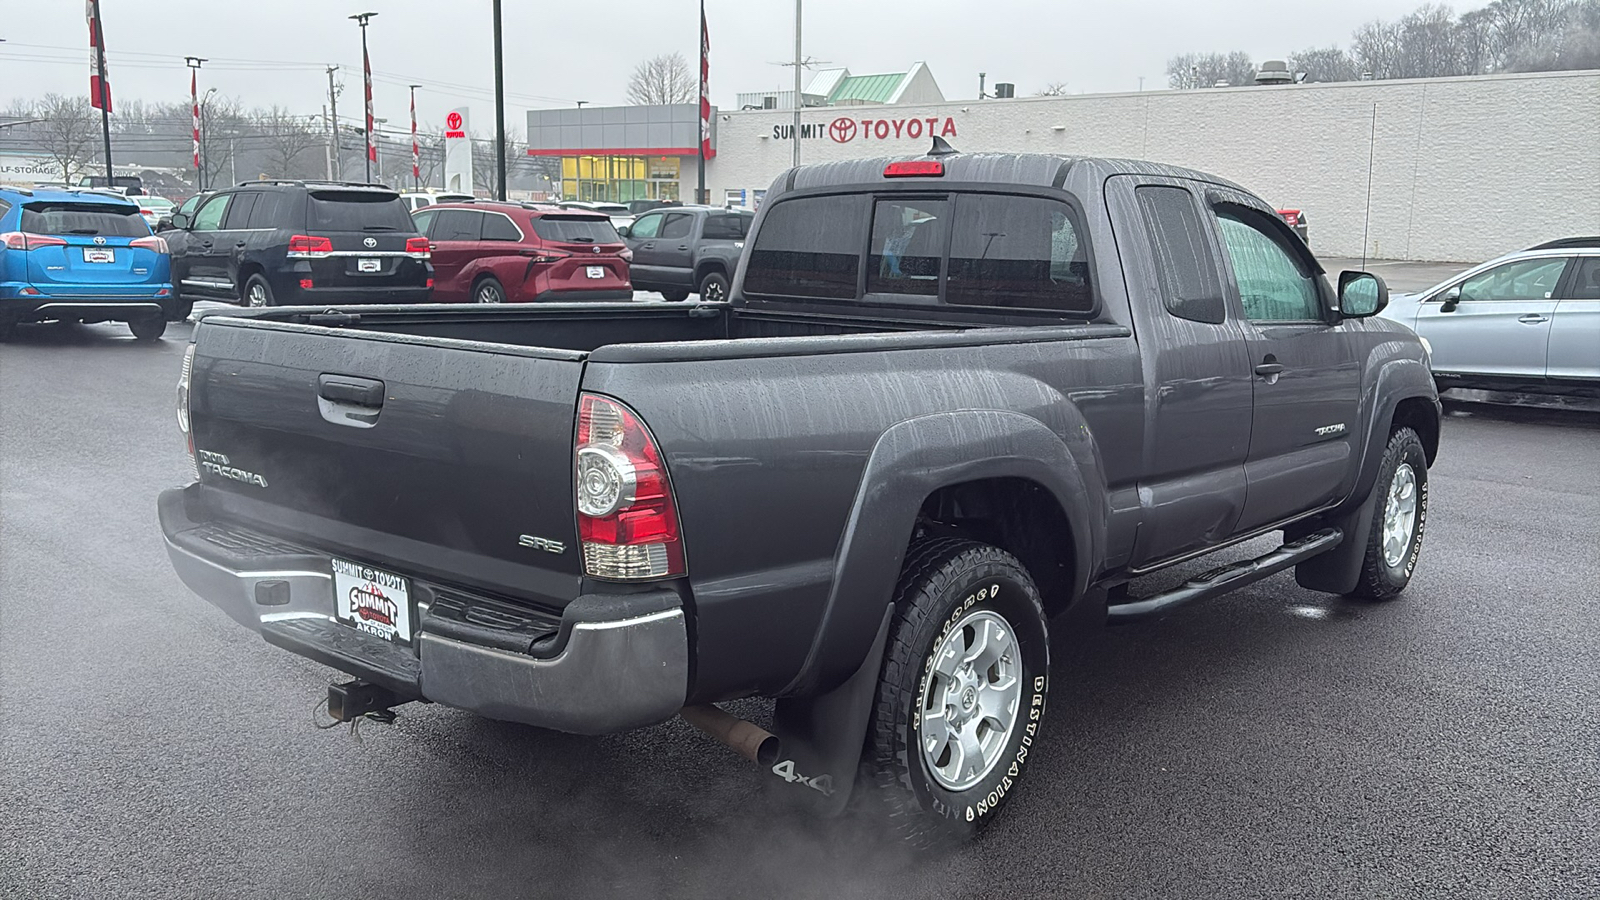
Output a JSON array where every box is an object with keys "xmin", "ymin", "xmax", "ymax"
[
  {"xmin": 945, "ymin": 194, "xmax": 1092, "ymax": 312},
  {"xmin": 307, "ymin": 191, "xmax": 415, "ymax": 232},
  {"xmin": 221, "ymin": 193, "xmax": 258, "ymax": 229},
  {"xmin": 743, "ymin": 194, "xmax": 865, "ymax": 299},
  {"xmin": 531, "ymin": 216, "xmax": 618, "ymax": 243},
  {"xmin": 21, "ymin": 203, "xmax": 147, "ymax": 237},
  {"xmin": 868, "ymin": 198, "xmax": 947, "ymax": 298},
  {"xmin": 1136, "ymin": 186, "xmax": 1224, "ymax": 324},
  {"xmin": 660, "ymin": 213, "xmax": 694, "ymax": 240},
  {"xmin": 247, "ymin": 192, "xmax": 284, "ymax": 229}
]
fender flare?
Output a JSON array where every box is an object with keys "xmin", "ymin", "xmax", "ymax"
[
  {"xmin": 1347, "ymin": 354, "xmax": 1440, "ymax": 508},
  {"xmin": 779, "ymin": 408, "xmax": 1104, "ymax": 700}
]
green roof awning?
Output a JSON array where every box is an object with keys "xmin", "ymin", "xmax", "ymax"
[{"xmin": 829, "ymin": 72, "xmax": 905, "ymax": 104}]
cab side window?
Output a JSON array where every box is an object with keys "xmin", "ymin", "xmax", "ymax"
[
  {"xmin": 1137, "ymin": 186, "xmax": 1225, "ymax": 324},
  {"xmin": 191, "ymin": 194, "xmax": 231, "ymax": 232},
  {"xmin": 1215, "ymin": 208, "xmax": 1322, "ymax": 322},
  {"xmin": 630, "ymin": 213, "xmax": 662, "ymax": 239},
  {"xmin": 659, "ymin": 213, "xmax": 694, "ymax": 240}
]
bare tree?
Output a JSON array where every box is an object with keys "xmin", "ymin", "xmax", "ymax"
[
  {"xmin": 198, "ymin": 96, "xmax": 246, "ymax": 189},
  {"xmin": 1034, "ymin": 82, "xmax": 1070, "ymax": 96},
  {"xmin": 625, "ymin": 52, "xmax": 697, "ymax": 105},
  {"xmin": 471, "ymin": 128, "xmax": 528, "ymax": 195},
  {"xmin": 1165, "ymin": 52, "xmax": 1257, "ymax": 88},
  {"xmin": 31, "ymin": 95, "xmax": 101, "ymax": 184},
  {"xmin": 258, "ymin": 106, "xmax": 320, "ymax": 179},
  {"xmin": 1289, "ymin": 47, "xmax": 1360, "ymax": 82}
]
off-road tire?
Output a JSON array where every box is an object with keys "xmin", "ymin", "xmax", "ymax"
[
  {"xmin": 128, "ymin": 316, "xmax": 167, "ymax": 341},
  {"xmin": 474, "ymin": 276, "xmax": 506, "ymax": 304},
  {"xmin": 860, "ymin": 538, "xmax": 1050, "ymax": 846},
  {"xmin": 1350, "ymin": 426, "xmax": 1429, "ymax": 600},
  {"xmin": 698, "ymin": 270, "xmax": 730, "ymax": 303}
]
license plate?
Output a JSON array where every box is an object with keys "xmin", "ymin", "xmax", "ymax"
[
  {"xmin": 358, "ymin": 258, "xmax": 381, "ymax": 273},
  {"xmin": 83, "ymin": 248, "xmax": 115, "ymax": 263},
  {"xmin": 586, "ymin": 265, "xmax": 605, "ymax": 279},
  {"xmin": 331, "ymin": 558, "xmax": 412, "ymax": 644}
]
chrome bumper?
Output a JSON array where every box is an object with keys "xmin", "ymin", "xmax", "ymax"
[{"xmin": 161, "ymin": 496, "xmax": 688, "ymax": 735}]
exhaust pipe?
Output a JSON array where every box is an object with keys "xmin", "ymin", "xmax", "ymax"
[{"xmin": 680, "ymin": 704, "xmax": 780, "ymax": 766}]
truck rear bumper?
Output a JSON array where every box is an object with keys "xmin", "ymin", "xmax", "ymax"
[{"xmin": 158, "ymin": 486, "xmax": 688, "ymax": 735}]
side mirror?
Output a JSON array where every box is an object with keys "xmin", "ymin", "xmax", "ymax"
[
  {"xmin": 1439, "ymin": 285, "xmax": 1461, "ymax": 313},
  {"xmin": 155, "ymin": 217, "xmax": 173, "ymax": 232},
  {"xmin": 1338, "ymin": 270, "xmax": 1388, "ymax": 317},
  {"xmin": 616, "ymin": 225, "xmax": 631, "ymax": 238},
  {"xmin": 170, "ymin": 212, "xmax": 190, "ymax": 230}
]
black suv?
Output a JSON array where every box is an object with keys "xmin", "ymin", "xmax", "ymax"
[{"xmin": 167, "ymin": 181, "xmax": 432, "ymax": 312}]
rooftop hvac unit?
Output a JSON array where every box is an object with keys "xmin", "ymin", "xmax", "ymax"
[
  {"xmin": 763, "ymin": 96, "xmax": 776, "ymax": 109},
  {"xmin": 994, "ymin": 82, "xmax": 1015, "ymax": 99},
  {"xmin": 1255, "ymin": 60, "xmax": 1294, "ymax": 85}
]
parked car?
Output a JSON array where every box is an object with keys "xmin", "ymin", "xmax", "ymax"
[
  {"xmin": 134, "ymin": 195, "xmax": 175, "ymax": 230},
  {"xmin": 159, "ymin": 191, "xmax": 213, "ymax": 232},
  {"xmin": 410, "ymin": 201, "xmax": 631, "ymax": 303},
  {"xmin": 0, "ymin": 186, "xmax": 173, "ymax": 340},
  {"xmin": 159, "ymin": 146, "xmax": 1440, "ymax": 844},
  {"xmin": 76, "ymin": 174, "xmax": 144, "ymax": 196},
  {"xmin": 400, "ymin": 191, "xmax": 473, "ymax": 213},
  {"xmin": 620, "ymin": 205, "xmax": 752, "ymax": 301},
  {"xmin": 558, "ymin": 200, "xmax": 635, "ymax": 233},
  {"xmin": 165, "ymin": 180, "xmax": 432, "ymax": 310},
  {"xmin": 1380, "ymin": 238, "xmax": 1599, "ymax": 396},
  {"xmin": 1277, "ymin": 208, "xmax": 1309, "ymax": 245}
]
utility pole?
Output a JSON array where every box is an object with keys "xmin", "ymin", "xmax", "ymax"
[
  {"xmin": 792, "ymin": 0, "xmax": 802, "ymax": 168},
  {"xmin": 323, "ymin": 104, "xmax": 334, "ymax": 180},
  {"xmin": 350, "ymin": 12, "xmax": 378, "ymax": 184},
  {"xmin": 326, "ymin": 65, "xmax": 342, "ymax": 181},
  {"xmin": 492, "ymin": 0, "xmax": 507, "ymax": 200}
]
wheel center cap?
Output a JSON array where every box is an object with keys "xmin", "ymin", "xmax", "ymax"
[{"xmin": 961, "ymin": 686, "xmax": 977, "ymax": 710}]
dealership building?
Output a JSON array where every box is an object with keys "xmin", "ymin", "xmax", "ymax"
[{"xmin": 529, "ymin": 68, "xmax": 1600, "ymax": 262}]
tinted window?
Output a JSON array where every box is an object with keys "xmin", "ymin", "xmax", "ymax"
[
  {"xmin": 482, "ymin": 212, "xmax": 523, "ymax": 241},
  {"xmin": 0, "ymin": 199, "xmax": 12, "ymax": 218},
  {"xmin": 660, "ymin": 213, "xmax": 694, "ymax": 240},
  {"xmin": 868, "ymin": 198, "xmax": 947, "ymax": 298},
  {"xmin": 531, "ymin": 216, "xmax": 619, "ymax": 243},
  {"xmin": 702, "ymin": 213, "xmax": 749, "ymax": 240},
  {"xmin": 20, "ymin": 202, "xmax": 149, "ymax": 237},
  {"xmin": 246, "ymin": 192, "xmax": 283, "ymax": 229},
  {"xmin": 629, "ymin": 213, "xmax": 663, "ymax": 239},
  {"xmin": 306, "ymin": 191, "xmax": 416, "ymax": 232},
  {"xmin": 410, "ymin": 209, "xmax": 437, "ymax": 236},
  {"xmin": 1569, "ymin": 257, "xmax": 1600, "ymax": 300},
  {"xmin": 191, "ymin": 194, "xmax": 230, "ymax": 231},
  {"xmin": 945, "ymin": 194, "xmax": 1092, "ymax": 312},
  {"xmin": 1137, "ymin": 186, "xmax": 1224, "ymax": 324},
  {"xmin": 221, "ymin": 193, "xmax": 258, "ymax": 229},
  {"xmin": 1216, "ymin": 209, "xmax": 1322, "ymax": 322},
  {"xmin": 1458, "ymin": 257, "xmax": 1569, "ymax": 302},
  {"xmin": 432, "ymin": 210, "xmax": 483, "ymax": 242},
  {"xmin": 744, "ymin": 194, "xmax": 865, "ymax": 300}
]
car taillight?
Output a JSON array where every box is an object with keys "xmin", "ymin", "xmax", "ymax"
[
  {"xmin": 177, "ymin": 343, "xmax": 199, "ymax": 481},
  {"xmin": 131, "ymin": 235, "xmax": 169, "ymax": 253},
  {"xmin": 425, "ymin": 277, "xmax": 434, "ymax": 289},
  {"xmin": 575, "ymin": 393, "xmax": 683, "ymax": 580},
  {"xmin": 286, "ymin": 234, "xmax": 333, "ymax": 258},
  {"xmin": 299, "ymin": 278, "xmax": 314, "ymax": 290},
  {"xmin": 0, "ymin": 232, "xmax": 69, "ymax": 250},
  {"xmin": 405, "ymin": 236, "xmax": 431, "ymax": 257},
  {"xmin": 533, "ymin": 249, "xmax": 573, "ymax": 264}
]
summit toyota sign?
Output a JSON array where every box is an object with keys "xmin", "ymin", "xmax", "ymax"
[{"xmin": 771, "ymin": 115, "xmax": 958, "ymax": 144}]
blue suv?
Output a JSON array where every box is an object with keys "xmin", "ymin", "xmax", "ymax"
[{"xmin": 0, "ymin": 187, "xmax": 175, "ymax": 341}]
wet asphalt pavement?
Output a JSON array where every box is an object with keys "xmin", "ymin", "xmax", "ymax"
[{"xmin": 2, "ymin": 317, "xmax": 1597, "ymax": 900}]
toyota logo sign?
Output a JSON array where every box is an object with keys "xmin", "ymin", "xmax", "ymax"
[{"xmin": 828, "ymin": 117, "xmax": 857, "ymax": 143}]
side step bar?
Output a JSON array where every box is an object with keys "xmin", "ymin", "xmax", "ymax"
[{"xmin": 1106, "ymin": 527, "xmax": 1343, "ymax": 623}]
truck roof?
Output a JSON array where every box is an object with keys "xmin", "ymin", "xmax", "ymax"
[{"xmin": 782, "ymin": 147, "xmax": 1249, "ymax": 196}]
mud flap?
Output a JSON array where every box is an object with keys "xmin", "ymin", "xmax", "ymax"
[
  {"xmin": 1291, "ymin": 486, "xmax": 1379, "ymax": 595},
  {"xmin": 768, "ymin": 604, "xmax": 894, "ymax": 818}
]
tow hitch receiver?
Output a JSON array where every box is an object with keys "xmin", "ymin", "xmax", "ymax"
[{"xmin": 327, "ymin": 680, "xmax": 402, "ymax": 723}]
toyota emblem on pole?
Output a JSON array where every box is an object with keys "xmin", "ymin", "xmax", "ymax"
[{"xmin": 363, "ymin": 237, "xmax": 377, "ymax": 248}]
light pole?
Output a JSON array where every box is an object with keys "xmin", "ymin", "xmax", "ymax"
[
  {"xmin": 349, "ymin": 11, "xmax": 378, "ymax": 183},
  {"xmin": 492, "ymin": 0, "xmax": 507, "ymax": 201}
]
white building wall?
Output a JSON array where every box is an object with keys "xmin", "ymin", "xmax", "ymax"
[{"xmin": 708, "ymin": 70, "xmax": 1600, "ymax": 262}]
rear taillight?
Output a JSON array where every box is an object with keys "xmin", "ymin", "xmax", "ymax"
[
  {"xmin": 1, "ymin": 232, "xmax": 69, "ymax": 250},
  {"xmin": 575, "ymin": 393, "xmax": 683, "ymax": 579},
  {"xmin": 405, "ymin": 237, "xmax": 431, "ymax": 258},
  {"xmin": 286, "ymin": 234, "xmax": 333, "ymax": 258},
  {"xmin": 299, "ymin": 278, "xmax": 314, "ymax": 290},
  {"xmin": 131, "ymin": 235, "xmax": 169, "ymax": 253},
  {"xmin": 425, "ymin": 277, "xmax": 435, "ymax": 289},
  {"xmin": 177, "ymin": 343, "xmax": 199, "ymax": 481}
]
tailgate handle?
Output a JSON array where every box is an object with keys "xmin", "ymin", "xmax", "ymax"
[{"xmin": 318, "ymin": 375, "xmax": 385, "ymax": 408}]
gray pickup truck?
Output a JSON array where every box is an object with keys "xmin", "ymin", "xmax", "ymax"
[
  {"xmin": 620, "ymin": 205, "xmax": 752, "ymax": 302},
  {"xmin": 159, "ymin": 145, "xmax": 1440, "ymax": 844}
]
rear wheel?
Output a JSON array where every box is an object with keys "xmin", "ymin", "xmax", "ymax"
[
  {"xmin": 1349, "ymin": 426, "xmax": 1429, "ymax": 600},
  {"xmin": 658, "ymin": 289, "xmax": 690, "ymax": 302},
  {"xmin": 861, "ymin": 539, "xmax": 1050, "ymax": 846},
  {"xmin": 243, "ymin": 274, "xmax": 274, "ymax": 308},
  {"xmin": 697, "ymin": 270, "xmax": 730, "ymax": 303},
  {"xmin": 474, "ymin": 277, "xmax": 506, "ymax": 304},
  {"xmin": 128, "ymin": 316, "xmax": 167, "ymax": 341},
  {"xmin": 167, "ymin": 297, "xmax": 194, "ymax": 322}
]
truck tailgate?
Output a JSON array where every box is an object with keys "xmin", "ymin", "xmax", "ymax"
[{"xmin": 188, "ymin": 319, "xmax": 585, "ymax": 609}]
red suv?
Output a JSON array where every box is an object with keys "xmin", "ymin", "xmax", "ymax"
[{"xmin": 410, "ymin": 202, "xmax": 632, "ymax": 303}]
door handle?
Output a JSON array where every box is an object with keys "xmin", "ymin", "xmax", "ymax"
[
  {"xmin": 643, "ymin": 242, "xmax": 656, "ymax": 249},
  {"xmin": 318, "ymin": 374, "xmax": 385, "ymax": 408},
  {"xmin": 1254, "ymin": 362, "xmax": 1286, "ymax": 377},
  {"xmin": 677, "ymin": 245, "xmax": 690, "ymax": 250},
  {"xmin": 234, "ymin": 241, "xmax": 247, "ymax": 249},
  {"xmin": 1517, "ymin": 314, "xmax": 1548, "ymax": 324}
]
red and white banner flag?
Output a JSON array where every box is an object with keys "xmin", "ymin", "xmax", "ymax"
[
  {"xmin": 410, "ymin": 91, "xmax": 420, "ymax": 182},
  {"xmin": 363, "ymin": 45, "xmax": 376, "ymax": 164},
  {"xmin": 699, "ymin": 11, "xmax": 714, "ymax": 160},
  {"xmin": 85, "ymin": 0, "xmax": 112, "ymax": 112},
  {"xmin": 190, "ymin": 70, "xmax": 201, "ymax": 170}
]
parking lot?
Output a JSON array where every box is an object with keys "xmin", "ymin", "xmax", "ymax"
[{"xmin": 2, "ymin": 262, "xmax": 1596, "ymax": 898}]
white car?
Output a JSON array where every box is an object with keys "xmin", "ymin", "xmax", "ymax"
[
  {"xmin": 558, "ymin": 201, "xmax": 634, "ymax": 233},
  {"xmin": 133, "ymin": 196, "xmax": 175, "ymax": 230},
  {"xmin": 401, "ymin": 191, "xmax": 474, "ymax": 213}
]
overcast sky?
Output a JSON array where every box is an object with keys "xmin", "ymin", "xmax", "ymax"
[{"xmin": 5, "ymin": 0, "xmax": 1437, "ymax": 130}]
